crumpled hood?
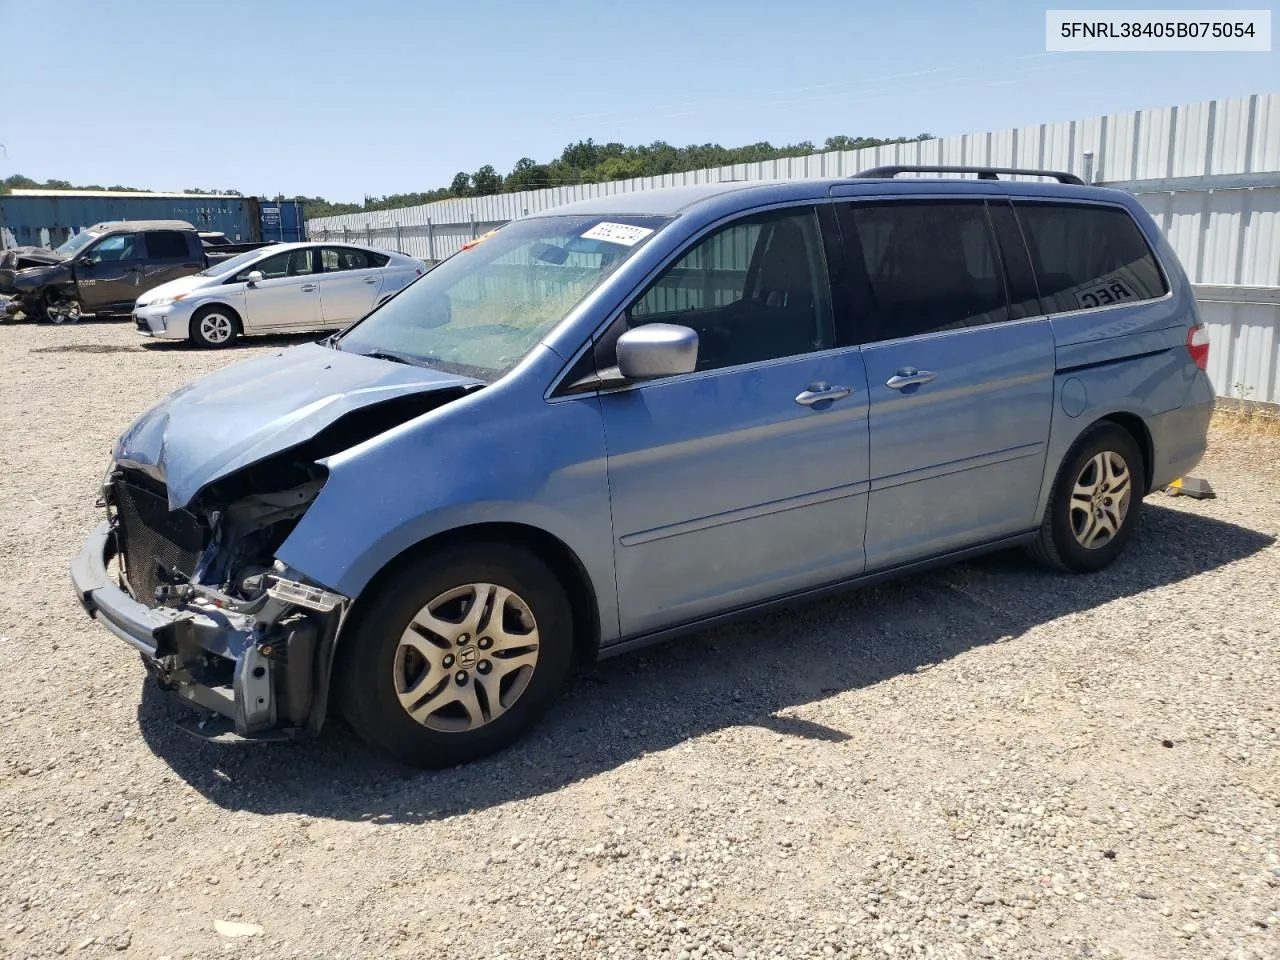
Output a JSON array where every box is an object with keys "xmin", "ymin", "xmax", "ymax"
[
  {"xmin": 114, "ymin": 342, "xmax": 482, "ymax": 508},
  {"xmin": 1, "ymin": 245, "xmax": 65, "ymax": 269},
  {"xmin": 1, "ymin": 261, "xmax": 67, "ymax": 293}
]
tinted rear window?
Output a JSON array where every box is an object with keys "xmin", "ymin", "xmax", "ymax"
[
  {"xmin": 145, "ymin": 231, "xmax": 190, "ymax": 259},
  {"xmin": 836, "ymin": 201, "xmax": 1010, "ymax": 342},
  {"xmin": 1013, "ymin": 202, "xmax": 1168, "ymax": 314}
]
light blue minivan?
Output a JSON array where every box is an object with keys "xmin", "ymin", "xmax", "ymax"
[{"xmin": 71, "ymin": 166, "xmax": 1214, "ymax": 767}]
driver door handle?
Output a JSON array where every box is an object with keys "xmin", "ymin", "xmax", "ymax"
[
  {"xmin": 300, "ymin": 283, "xmax": 318, "ymax": 292},
  {"xmin": 886, "ymin": 368, "xmax": 937, "ymax": 390},
  {"xmin": 362, "ymin": 276, "xmax": 378, "ymax": 284},
  {"xmin": 795, "ymin": 383, "xmax": 853, "ymax": 407}
]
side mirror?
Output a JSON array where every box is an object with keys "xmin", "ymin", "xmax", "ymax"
[
  {"xmin": 245, "ymin": 270, "xmax": 265, "ymax": 286},
  {"xmin": 616, "ymin": 323, "xmax": 699, "ymax": 380}
]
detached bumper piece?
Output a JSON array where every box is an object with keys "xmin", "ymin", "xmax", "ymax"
[{"xmin": 70, "ymin": 521, "xmax": 341, "ymax": 742}]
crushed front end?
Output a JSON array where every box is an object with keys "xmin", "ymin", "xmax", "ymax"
[{"xmin": 70, "ymin": 464, "xmax": 346, "ymax": 741}]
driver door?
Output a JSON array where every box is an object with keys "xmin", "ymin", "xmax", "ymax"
[
  {"xmin": 237, "ymin": 248, "xmax": 324, "ymax": 331},
  {"xmin": 75, "ymin": 233, "xmax": 145, "ymax": 312},
  {"xmin": 598, "ymin": 205, "xmax": 872, "ymax": 636}
]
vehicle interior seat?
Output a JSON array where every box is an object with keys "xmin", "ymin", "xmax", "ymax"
[{"xmin": 702, "ymin": 218, "xmax": 824, "ymax": 369}]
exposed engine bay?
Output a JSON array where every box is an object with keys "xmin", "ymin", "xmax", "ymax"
[{"xmin": 97, "ymin": 386, "xmax": 477, "ymax": 739}]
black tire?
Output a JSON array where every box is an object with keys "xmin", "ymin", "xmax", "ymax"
[
  {"xmin": 1027, "ymin": 421, "xmax": 1145, "ymax": 573},
  {"xmin": 188, "ymin": 305, "xmax": 241, "ymax": 349},
  {"xmin": 338, "ymin": 542, "xmax": 574, "ymax": 769}
]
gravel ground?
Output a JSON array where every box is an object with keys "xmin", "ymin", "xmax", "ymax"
[{"xmin": 1, "ymin": 318, "xmax": 1278, "ymax": 960}]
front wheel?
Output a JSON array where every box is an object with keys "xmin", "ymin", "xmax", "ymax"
[
  {"xmin": 338, "ymin": 542, "xmax": 574, "ymax": 768},
  {"xmin": 189, "ymin": 306, "xmax": 240, "ymax": 348},
  {"xmin": 45, "ymin": 297, "xmax": 82, "ymax": 324},
  {"xmin": 1027, "ymin": 422, "xmax": 1145, "ymax": 573}
]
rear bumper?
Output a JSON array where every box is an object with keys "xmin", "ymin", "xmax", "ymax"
[
  {"xmin": 1148, "ymin": 372, "xmax": 1215, "ymax": 491},
  {"xmin": 70, "ymin": 521, "xmax": 321, "ymax": 738}
]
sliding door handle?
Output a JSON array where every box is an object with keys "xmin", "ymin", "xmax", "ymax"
[{"xmin": 886, "ymin": 368, "xmax": 937, "ymax": 390}]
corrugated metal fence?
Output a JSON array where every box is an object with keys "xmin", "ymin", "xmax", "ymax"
[{"xmin": 310, "ymin": 92, "xmax": 1280, "ymax": 404}]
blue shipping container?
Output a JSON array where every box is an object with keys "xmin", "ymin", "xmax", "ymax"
[
  {"xmin": 0, "ymin": 192, "xmax": 307, "ymax": 248},
  {"xmin": 255, "ymin": 199, "xmax": 306, "ymax": 243}
]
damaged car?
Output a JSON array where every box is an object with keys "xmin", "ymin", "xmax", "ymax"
[
  {"xmin": 71, "ymin": 172, "xmax": 1214, "ymax": 768},
  {"xmin": 1, "ymin": 219, "xmax": 249, "ymax": 323}
]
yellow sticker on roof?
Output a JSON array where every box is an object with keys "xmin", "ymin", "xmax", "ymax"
[{"xmin": 581, "ymin": 222, "xmax": 654, "ymax": 246}]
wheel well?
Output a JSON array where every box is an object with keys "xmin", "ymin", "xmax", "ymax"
[
  {"xmin": 192, "ymin": 301, "xmax": 243, "ymax": 330},
  {"xmin": 1099, "ymin": 412, "xmax": 1154, "ymax": 493},
  {"xmin": 341, "ymin": 522, "xmax": 602, "ymax": 667}
]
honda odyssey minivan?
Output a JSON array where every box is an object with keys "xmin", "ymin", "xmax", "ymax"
[{"xmin": 71, "ymin": 167, "xmax": 1214, "ymax": 768}]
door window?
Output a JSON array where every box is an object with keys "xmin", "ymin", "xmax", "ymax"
[
  {"xmin": 87, "ymin": 234, "xmax": 139, "ymax": 263},
  {"xmin": 237, "ymin": 249, "xmax": 317, "ymax": 281},
  {"xmin": 1012, "ymin": 202, "xmax": 1168, "ymax": 314},
  {"xmin": 321, "ymin": 247, "xmax": 372, "ymax": 271},
  {"xmin": 626, "ymin": 207, "xmax": 833, "ymax": 372},
  {"xmin": 835, "ymin": 202, "xmax": 1010, "ymax": 344},
  {"xmin": 144, "ymin": 231, "xmax": 190, "ymax": 260}
]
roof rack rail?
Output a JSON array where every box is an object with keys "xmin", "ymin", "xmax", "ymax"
[{"xmin": 854, "ymin": 165, "xmax": 1085, "ymax": 185}]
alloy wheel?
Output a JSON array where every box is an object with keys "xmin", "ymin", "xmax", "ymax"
[
  {"xmin": 393, "ymin": 582, "xmax": 540, "ymax": 733},
  {"xmin": 199, "ymin": 313, "xmax": 234, "ymax": 344},
  {"xmin": 47, "ymin": 301, "xmax": 81, "ymax": 324},
  {"xmin": 1069, "ymin": 451, "xmax": 1132, "ymax": 549}
]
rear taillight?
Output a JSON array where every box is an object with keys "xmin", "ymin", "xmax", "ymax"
[{"xmin": 1186, "ymin": 323, "xmax": 1210, "ymax": 371}]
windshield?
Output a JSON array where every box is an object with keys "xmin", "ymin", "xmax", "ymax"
[
  {"xmin": 201, "ymin": 247, "xmax": 274, "ymax": 277},
  {"xmin": 335, "ymin": 215, "xmax": 668, "ymax": 380},
  {"xmin": 54, "ymin": 231, "xmax": 98, "ymax": 257}
]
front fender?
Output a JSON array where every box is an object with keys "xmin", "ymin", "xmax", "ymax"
[
  {"xmin": 12, "ymin": 263, "xmax": 71, "ymax": 292},
  {"xmin": 274, "ymin": 356, "xmax": 620, "ymax": 643}
]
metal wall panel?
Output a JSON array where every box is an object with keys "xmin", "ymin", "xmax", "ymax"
[
  {"xmin": 1135, "ymin": 186, "xmax": 1280, "ymax": 287},
  {"xmin": 308, "ymin": 94, "xmax": 1279, "ymax": 238},
  {"xmin": 1199, "ymin": 300, "xmax": 1279, "ymax": 404}
]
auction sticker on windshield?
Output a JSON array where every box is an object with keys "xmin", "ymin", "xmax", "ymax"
[{"xmin": 581, "ymin": 222, "xmax": 654, "ymax": 246}]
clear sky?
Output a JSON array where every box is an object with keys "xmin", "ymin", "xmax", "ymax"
[{"xmin": 0, "ymin": 0, "xmax": 1275, "ymax": 202}]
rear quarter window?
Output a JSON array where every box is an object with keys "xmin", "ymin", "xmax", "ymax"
[
  {"xmin": 1013, "ymin": 202, "xmax": 1168, "ymax": 314},
  {"xmin": 145, "ymin": 231, "xmax": 191, "ymax": 260}
]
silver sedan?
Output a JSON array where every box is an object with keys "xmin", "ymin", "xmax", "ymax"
[{"xmin": 133, "ymin": 242, "xmax": 426, "ymax": 348}]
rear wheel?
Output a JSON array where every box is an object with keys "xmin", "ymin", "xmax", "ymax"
[
  {"xmin": 189, "ymin": 305, "xmax": 240, "ymax": 348},
  {"xmin": 338, "ymin": 542, "xmax": 574, "ymax": 768},
  {"xmin": 1027, "ymin": 422, "xmax": 1144, "ymax": 573}
]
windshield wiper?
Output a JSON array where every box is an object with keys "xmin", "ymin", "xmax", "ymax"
[{"xmin": 356, "ymin": 349, "xmax": 438, "ymax": 368}]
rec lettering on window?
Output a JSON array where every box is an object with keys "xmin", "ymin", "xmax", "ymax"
[{"xmin": 1075, "ymin": 277, "xmax": 1136, "ymax": 310}]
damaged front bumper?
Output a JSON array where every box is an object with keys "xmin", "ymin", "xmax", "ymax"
[{"xmin": 70, "ymin": 521, "xmax": 346, "ymax": 742}]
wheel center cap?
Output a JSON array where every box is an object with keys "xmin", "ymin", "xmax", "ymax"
[{"xmin": 457, "ymin": 647, "xmax": 478, "ymax": 669}]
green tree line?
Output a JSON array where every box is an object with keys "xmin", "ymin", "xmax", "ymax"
[
  {"xmin": 1, "ymin": 174, "xmax": 243, "ymax": 195},
  {"xmin": 3, "ymin": 131, "xmax": 933, "ymax": 220}
]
